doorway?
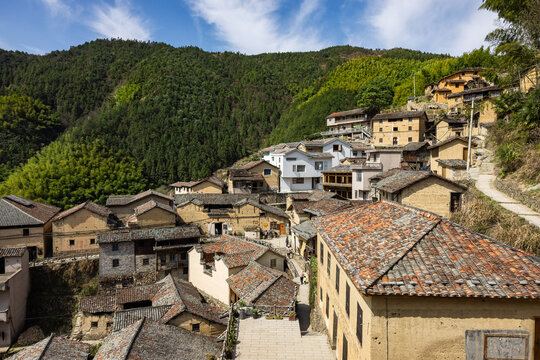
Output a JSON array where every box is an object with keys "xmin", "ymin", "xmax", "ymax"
[
  {"xmin": 214, "ymin": 223, "xmax": 223, "ymax": 236},
  {"xmin": 535, "ymin": 318, "xmax": 539, "ymax": 360},
  {"xmin": 332, "ymin": 310, "xmax": 338, "ymax": 349}
]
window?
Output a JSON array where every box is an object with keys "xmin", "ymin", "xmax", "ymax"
[
  {"xmin": 320, "ymin": 287, "xmax": 323, "ymax": 302},
  {"xmin": 112, "ymin": 243, "xmax": 119, "ymax": 251},
  {"xmin": 408, "ymin": 117, "xmax": 412, "ymax": 122},
  {"xmin": 379, "ymin": 138, "xmax": 383, "ymax": 143},
  {"xmin": 408, "ymin": 126, "xmax": 412, "ymax": 131},
  {"xmin": 315, "ymin": 161, "xmax": 324, "ymax": 170},
  {"xmin": 183, "ymin": 267, "xmax": 189, "ymax": 274},
  {"xmin": 191, "ymin": 323, "xmax": 200, "ymax": 332},
  {"xmin": 263, "ymin": 168, "xmax": 272, "ymax": 176},
  {"xmin": 379, "ymin": 127, "xmax": 382, "ymax": 132},
  {"xmin": 356, "ymin": 172, "xmax": 362, "ymax": 182},
  {"xmin": 90, "ymin": 238, "xmax": 95, "ymax": 245},
  {"xmin": 450, "ymin": 192, "xmax": 462, "ymax": 213},
  {"xmin": 345, "ymin": 283, "xmax": 350, "ymax": 317},
  {"xmin": 357, "ymin": 303, "xmax": 363, "ymax": 345},
  {"xmin": 181, "ymin": 252, "xmax": 187, "ymax": 260},
  {"xmin": 326, "ymin": 294, "xmax": 329, "ymax": 318},
  {"xmin": 286, "ymin": 157, "xmax": 297, "ymax": 161},
  {"xmin": 106, "ymin": 321, "xmax": 113, "ymax": 328},
  {"xmin": 335, "ymin": 265, "xmax": 340, "ymax": 293},
  {"xmin": 327, "ymin": 251, "xmax": 331, "ymax": 276},
  {"xmin": 320, "ymin": 243, "xmax": 324, "ymax": 264},
  {"xmin": 91, "ymin": 321, "xmax": 98, "ymax": 328},
  {"xmin": 456, "ymin": 131, "xmax": 461, "ymax": 136},
  {"xmin": 393, "ymin": 127, "xmax": 398, "ymax": 132},
  {"xmin": 170, "ymin": 254, "xmax": 176, "ymax": 261},
  {"xmin": 293, "ymin": 164, "xmax": 305, "ymax": 172},
  {"xmin": 432, "ymin": 147, "xmax": 439, "ymax": 158},
  {"xmin": 270, "ymin": 259, "xmax": 277, "ymax": 268},
  {"xmin": 69, "ymin": 239, "xmax": 75, "ymax": 246},
  {"xmin": 142, "ymin": 258, "xmax": 149, "ymax": 265},
  {"xmin": 112, "ymin": 259, "xmax": 119, "ymax": 267},
  {"xmin": 293, "ymin": 178, "xmax": 304, "ymax": 184},
  {"xmin": 22, "ymin": 228, "xmax": 29, "ymax": 236},
  {"xmin": 343, "ymin": 334, "xmax": 348, "ymax": 360},
  {"xmin": 160, "ymin": 254, "xmax": 166, "ymax": 264},
  {"xmin": 379, "ymin": 119, "xmax": 382, "ymax": 123},
  {"xmin": 333, "ymin": 144, "xmax": 342, "ymax": 152},
  {"xmin": 352, "ymin": 151, "xmax": 357, "ymax": 157},
  {"xmin": 408, "ymin": 137, "xmax": 412, "ymax": 142}
]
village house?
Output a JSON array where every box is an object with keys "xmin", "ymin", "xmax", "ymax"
[
  {"xmin": 314, "ymin": 201, "xmax": 540, "ymax": 360},
  {"xmin": 97, "ymin": 224, "xmax": 200, "ymax": 286},
  {"xmin": 371, "ymin": 169, "xmax": 467, "ymax": 218},
  {"xmin": 425, "ymin": 67, "xmax": 488, "ymax": 103},
  {"xmin": 228, "ymin": 159, "xmax": 280, "ymax": 194},
  {"xmin": 189, "ymin": 236, "xmax": 286, "ymax": 305},
  {"xmin": 321, "ymin": 108, "xmax": 372, "ymax": 140},
  {"xmin": 125, "ymin": 200, "xmax": 177, "ymax": 229},
  {"xmin": 9, "ymin": 335, "xmax": 90, "ymax": 360},
  {"xmin": 175, "ymin": 193, "xmax": 289, "ymax": 237},
  {"xmin": 290, "ymin": 220, "xmax": 317, "ymax": 259},
  {"xmin": 94, "ymin": 317, "xmax": 221, "ymax": 360},
  {"xmin": 227, "ymin": 261, "xmax": 299, "ymax": 314},
  {"xmin": 287, "ymin": 192, "xmax": 347, "ymax": 227},
  {"xmin": 371, "ymin": 111, "xmax": 430, "ymax": 146},
  {"xmin": 77, "ymin": 274, "xmax": 226, "ymax": 339},
  {"xmin": 429, "ymin": 136, "xmax": 471, "ymax": 180},
  {"xmin": 0, "ymin": 195, "xmax": 60, "ymax": 259},
  {"xmin": 351, "ymin": 148, "xmax": 403, "ymax": 201},
  {"xmin": 322, "ymin": 164, "xmax": 353, "ymax": 199},
  {"xmin": 401, "ymin": 141, "xmax": 430, "ymax": 170},
  {"xmin": 0, "ymin": 247, "xmax": 29, "ymax": 348},
  {"xmin": 106, "ymin": 190, "xmax": 174, "ymax": 219},
  {"xmin": 519, "ymin": 64, "xmax": 539, "ymax": 93},
  {"xmin": 51, "ymin": 201, "xmax": 120, "ymax": 256},
  {"xmin": 168, "ymin": 176, "xmax": 226, "ymax": 195}
]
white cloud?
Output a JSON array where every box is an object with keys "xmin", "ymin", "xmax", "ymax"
[
  {"xmin": 184, "ymin": 0, "xmax": 327, "ymax": 54},
  {"xmin": 23, "ymin": 45, "xmax": 47, "ymax": 55},
  {"xmin": 88, "ymin": 0, "xmax": 151, "ymax": 41},
  {"xmin": 39, "ymin": 0, "xmax": 73, "ymax": 18},
  {"xmin": 346, "ymin": 0, "xmax": 498, "ymax": 55}
]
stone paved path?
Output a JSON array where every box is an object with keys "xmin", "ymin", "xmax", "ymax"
[
  {"xmin": 476, "ymin": 174, "xmax": 540, "ymax": 228},
  {"xmin": 235, "ymin": 317, "xmax": 333, "ymax": 360}
]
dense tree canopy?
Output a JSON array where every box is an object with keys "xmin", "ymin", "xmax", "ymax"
[{"xmin": 355, "ymin": 77, "xmax": 394, "ymax": 116}]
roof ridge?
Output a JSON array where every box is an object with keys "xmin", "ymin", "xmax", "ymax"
[
  {"xmin": 37, "ymin": 335, "xmax": 54, "ymax": 359},
  {"xmin": 2, "ymin": 198, "xmax": 44, "ymax": 224},
  {"xmin": 364, "ymin": 218, "xmax": 442, "ymax": 293},
  {"xmin": 124, "ymin": 318, "xmax": 146, "ymax": 360}
]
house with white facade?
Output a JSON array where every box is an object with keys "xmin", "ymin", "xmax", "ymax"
[
  {"xmin": 263, "ymin": 138, "xmax": 352, "ymax": 193},
  {"xmin": 351, "ymin": 148, "xmax": 402, "ymax": 200},
  {"xmin": 321, "ymin": 108, "xmax": 372, "ymax": 140}
]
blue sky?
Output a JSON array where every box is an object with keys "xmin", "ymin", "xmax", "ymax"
[{"xmin": 0, "ymin": 0, "xmax": 499, "ymax": 56}]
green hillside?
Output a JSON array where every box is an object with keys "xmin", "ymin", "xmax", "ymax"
[{"xmin": 0, "ymin": 40, "xmax": 496, "ymax": 208}]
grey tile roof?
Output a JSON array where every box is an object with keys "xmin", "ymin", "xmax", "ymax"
[
  {"xmin": 175, "ymin": 193, "xmax": 259, "ymax": 206},
  {"xmin": 94, "ymin": 318, "xmax": 221, "ymax": 360},
  {"xmin": 97, "ymin": 225, "xmax": 200, "ymax": 244},
  {"xmin": 436, "ymin": 159, "xmax": 468, "ymax": 169},
  {"xmin": 240, "ymin": 159, "xmax": 277, "ymax": 170},
  {"xmin": 372, "ymin": 110, "xmax": 426, "ymax": 121},
  {"xmin": 9, "ymin": 335, "xmax": 90, "ymax": 360},
  {"xmin": 326, "ymin": 108, "xmax": 367, "ymax": 118},
  {"xmin": 373, "ymin": 170, "xmax": 467, "ymax": 193},
  {"xmin": 314, "ymin": 201, "xmax": 540, "ymax": 299},
  {"xmin": 170, "ymin": 176, "xmax": 225, "ymax": 189},
  {"xmin": 79, "ymin": 284, "xmax": 162, "ymax": 314},
  {"xmin": 447, "ymin": 85, "xmax": 501, "ymax": 99},
  {"xmin": 402, "ymin": 141, "xmax": 429, "ymax": 152},
  {"xmin": 427, "ymin": 135, "xmax": 468, "ymax": 149},
  {"xmin": 133, "ymin": 200, "xmax": 176, "ymax": 216},
  {"xmin": 113, "ymin": 305, "xmax": 172, "ymax": 331},
  {"xmin": 106, "ymin": 190, "xmax": 173, "ymax": 207},
  {"xmin": 0, "ymin": 247, "xmax": 27, "ymax": 257},
  {"xmin": 322, "ymin": 164, "xmax": 352, "ymax": 173},
  {"xmin": 291, "ymin": 221, "xmax": 317, "ymax": 240},
  {"xmin": 52, "ymin": 200, "xmax": 111, "ymax": 222},
  {"xmin": 0, "ymin": 196, "xmax": 60, "ymax": 228}
]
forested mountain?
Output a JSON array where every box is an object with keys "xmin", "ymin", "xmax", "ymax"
[{"xmin": 0, "ymin": 40, "xmax": 495, "ymax": 208}]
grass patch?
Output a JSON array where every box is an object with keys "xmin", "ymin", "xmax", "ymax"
[
  {"xmin": 451, "ymin": 188, "xmax": 540, "ymax": 256},
  {"xmin": 309, "ymin": 256, "xmax": 318, "ymax": 307}
]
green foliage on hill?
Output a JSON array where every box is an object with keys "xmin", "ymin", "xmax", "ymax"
[
  {"xmin": 355, "ymin": 77, "xmax": 394, "ymax": 116},
  {"xmin": 0, "ymin": 93, "xmax": 62, "ymax": 181},
  {"xmin": 0, "ymin": 133, "xmax": 147, "ymax": 208}
]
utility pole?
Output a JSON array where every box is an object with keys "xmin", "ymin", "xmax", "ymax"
[
  {"xmin": 466, "ymin": 99, "xmax": 474, "ymax": 171},
  {"xmin": 413, "ymin": 73, "xmax": 416, "ymax": 98}
]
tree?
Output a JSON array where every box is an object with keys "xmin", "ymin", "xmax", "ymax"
[{"xmin": 355, "ymin": 77, "xmax": 394, "ymax": 116}]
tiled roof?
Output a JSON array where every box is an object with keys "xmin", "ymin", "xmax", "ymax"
[
  {"xmin": 322, "ymin": 164, "xmax": 352, "ymax": 173},
  {"xmin": 241, "ymin": 159, "xmax": 277, "ymax": 170},
  {"xmin": 291, "ymin": 220, "xmax": 317, "ymax": 240},
  {"xmin": 94, "ymin": 318, "xmax": 221, "ymax": 360},
  {"xmin": 198, "ymin": 236, "xmax": 271, "ymax": 268},
  {"xmin": 303, "ymin": 199, "xmax": 351, "ymax": 217},
  {"xmin": 372, "ymin": 111, "xmax": 426, "ymax": 121},
  {"xmin": 0, "ymin": 247, "xmax": 26, "ymax": 257},
  {"xmin": 227, "ymin": 261, "xmax": 298, "ymax": 307},
  {"xmin": 326, "ymin": 108, "xmax": 367, "ymax": 119},
  {"xmin": 173, "ymin": 277, "xmax": 227, "ymax": 324},
  {"xmin": 175, "ymin": 193, "xmax": 259, "ymax": 206},
  {"xmin": 447, "ymin": 85, "xmax": 502, "ymax": 99},
  {"xmin": 133, "ymin": 200, "xmax": 176, "ymax": 217},
  {"xmin": 427, "ymin": 135, "xmax": 468, "ymax": 149},
  {"xmin": 170, "ymin": 176, "xmax": 225, "ymax": 189},
  {"xmin": 402, "ymin": 141, "xmax": 429, "ymax": 152},
  {"xmin": 52, "ymin": 200, "xmax": 111, "ymax": 222},
  {"xmin": 79, "ymin": 284, "xmax": 162, "ymax": 313},
  {"xmin": 248, "ymin": 200, "xmax": 288, "ymax": 219},
  {"xmin": 106, "ymin": 190, "xmax": 173, "ymax": 207},
  {"xmin": 97, "ymin": 225, "xmax": 200, "ymax": 243},
  {"xmin": 434, "ymin": 87, "xmax": 451, "ymax": 92},
  {"xmin": 113, "ymin": 305, "xmax": 172, "ymax": 331},
  {"xmin": 314, "ymin": 201, "xmax": 540, "ymax": 299},
  {"xmin": 0, "ymin": 195, "xmax": 60, "ymax": 228},
  {"xmin": 373, "ymin": 170, "xmax": 466, "ymax": 193},
  {"xmin": 228, "ymin": 168, "xmax": 265, "ymax": 180},
  {"xmin": 10, "ymin": 335, "xmax": 90, "ymax": 360},
  {"xmin": 307, "ymin": 190, "xmax": 339, "ymax": 202},
  {"xmin": 436, "ymin": 159, "xmax": 468, "ymax": 169},
  {"xmin": 310, "ymin": 153, "xmax": 334, "ymax": 159},
  {"xmin": 438, "ymin": 67, "xmax": 485, "ymax": 81}
]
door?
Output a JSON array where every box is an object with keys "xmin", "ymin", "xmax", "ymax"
[
  {"xmin": 442, "ymin": 166, "xmax": 447, "ymax": 179},
  {"xmin": 535, "ymin": 318, "xmax": 540, "ymax": 360},
  {"xmin": 332, "ymin": 310, "xmax": 338, "ymax": 348},
  {"xmin": 462, "ymin": 147, "xmax": 469, "ymax": 161},
  {"xmin": 393, "ymin": 137, "xmax": 398, "ymax": 145},
  {"xmin": 280, "ymin": 224, "xmax": 286, "ymax": 235},
  {"xmin": 343, "ymin": 334, "xmax": 348, "ymax": 360}
]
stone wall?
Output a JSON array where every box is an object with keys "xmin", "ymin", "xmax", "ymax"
[{"xmin": 494, "ymin": 178, "xmax": 540, "ymax": 212}]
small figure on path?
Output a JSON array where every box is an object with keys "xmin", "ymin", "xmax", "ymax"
[
  {"xmin": 300, "ymin": 272, "xmax": 304, "ymax": 284},
  {"xmin": 285, "ymin": 236, "xmax": 289, "ymax": 248},
  {"xmin": 287, "ymin": 246, "xmax": 292, "ymax": 258}
]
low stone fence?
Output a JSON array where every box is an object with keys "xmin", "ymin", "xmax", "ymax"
[
  {"xmin": 218, "ymin": 307, "xmax": 237, "ymax": 360},
  {"xmin": 494, "ymin": 178, "xmax": 540, "ymax": 212}
]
